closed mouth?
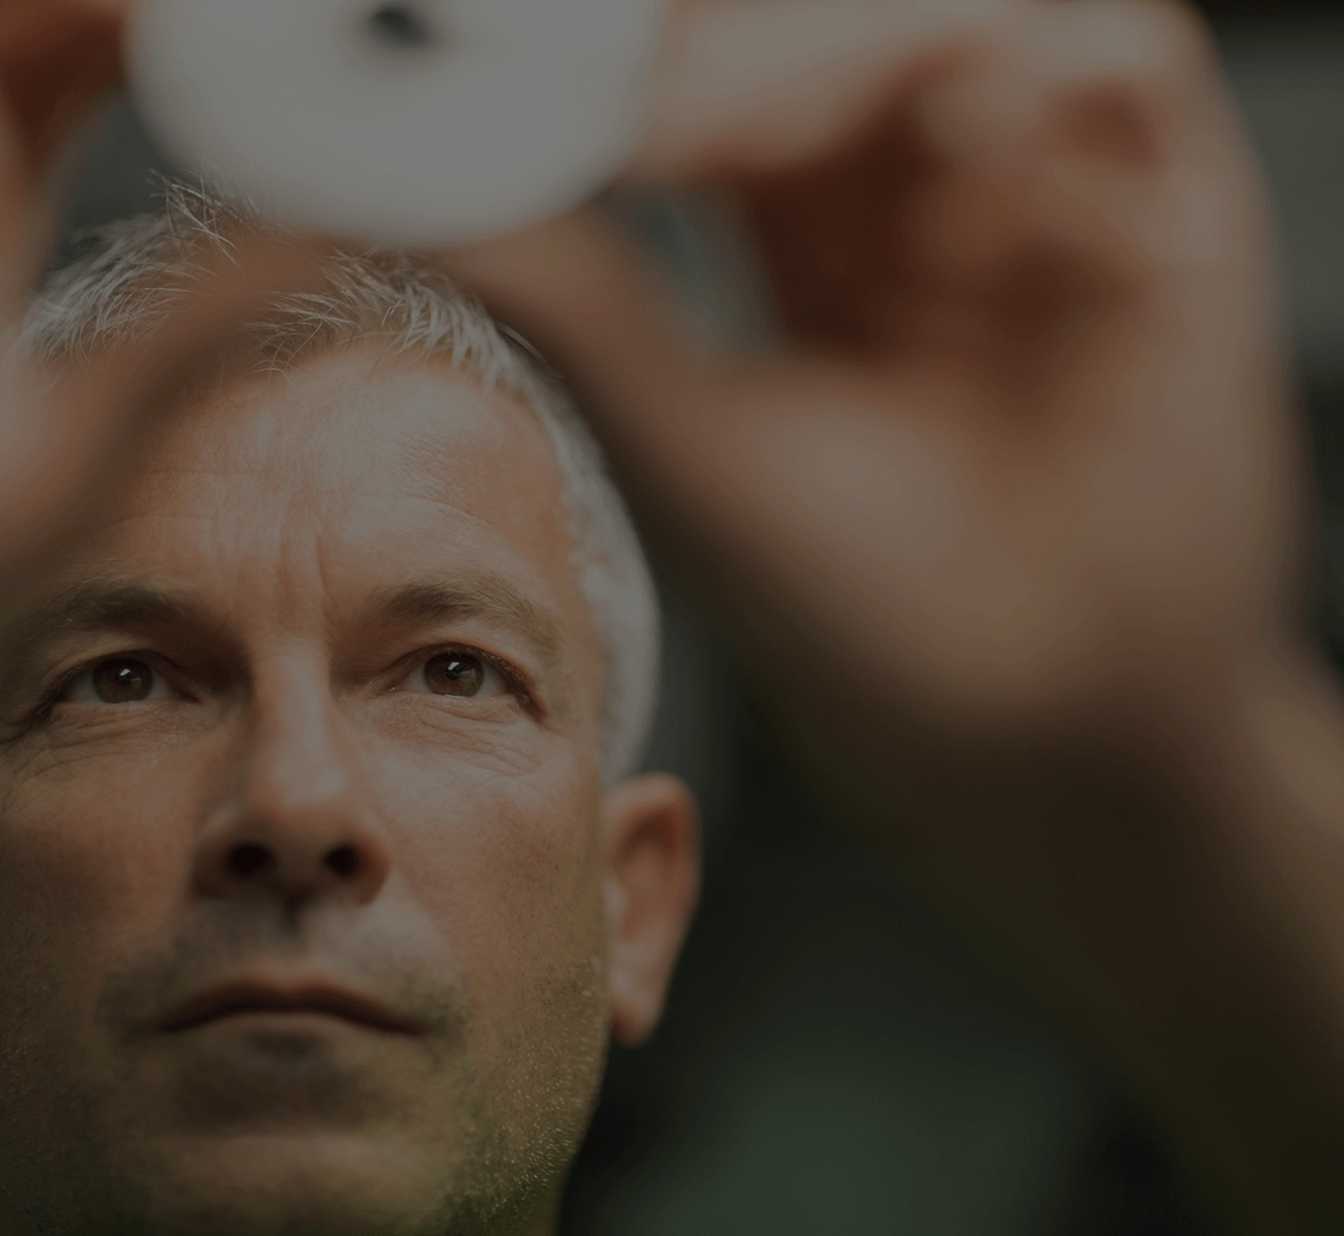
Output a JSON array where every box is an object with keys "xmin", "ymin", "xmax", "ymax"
[{"xmin": 160, "ymin": 983, "xmax": 420, "ymax": 1035}]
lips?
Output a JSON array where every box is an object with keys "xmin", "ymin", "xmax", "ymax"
[{"xmin": 159, "ymin": 980, "xmax": 421, "ymax": 1035}]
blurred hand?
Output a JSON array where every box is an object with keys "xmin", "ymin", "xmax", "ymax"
[
  {"xmin": 0, "ymin": 0, "xmax": 320, "ymax": 587},
  {"xmin": 1, "ymin": 4, "xmax": 1338, "ymax": 1228},
  {"xmin": 453, "ymin": 0, "xmax": 1303, "ymax": 766},
  {"xmin": 0, "ymin": 0, "xmax": 125, "ymax": 174},
  {"xmin": 451, "ymin": 21, "xmax": 1344, "ymax": 1228}
]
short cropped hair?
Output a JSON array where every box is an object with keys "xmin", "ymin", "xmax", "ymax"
[{"xmin": 17, "ymin": 182, "xmax": 659, "ymax": 784}]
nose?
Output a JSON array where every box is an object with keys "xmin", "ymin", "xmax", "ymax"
[{"xmin": 193, "ymin": 655, "xmax": 392, "ymax": 909}]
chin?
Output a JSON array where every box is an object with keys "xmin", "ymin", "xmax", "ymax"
[
  {"xmin": 5, "ymin": 1133, "xmax": 487, "ymax": 1236},
  {"xmin": 135, "ymin": 1133, "xmax": 455, "ymax": 1236}
]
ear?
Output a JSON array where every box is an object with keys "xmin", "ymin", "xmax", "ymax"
[{"xmin": 601, "ymin": 772, "xmax": 701, "ymax": 1048}]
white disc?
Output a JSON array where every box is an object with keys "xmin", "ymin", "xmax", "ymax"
[{"xmin": 127, "ymin": 0, "xmax": 664, "ymax": 246}]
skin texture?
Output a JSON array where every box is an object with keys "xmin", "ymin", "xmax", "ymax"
[
  {"xmin": 0, "ymin": 348, "xmax": 700, "ymax": 1236},
  {"xmin": 4, "ymin": 1, "xmax": 1344, "ymax": 1234}
]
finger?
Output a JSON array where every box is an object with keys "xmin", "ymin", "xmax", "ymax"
[
  {"xmin": 1, "ymin": 0, "xmax": 125, "ymax": 167},
  {"xmin": 913, "ymin": 0, "xmax": 1261, "ymax": 279},
  {"xmin": 0, "ymin": 236, "xmax": 331, "ymax": 581},
  {"xmin": 445, "ymin": 209, "xmax": 711, "ymax": 442},
  {"xmin": 0, "ymin": 1, "xmax": 127, "ymax": 317},
  {"xmin": 0, "ymin": 82, "xmax": 32, "ymax": 313},
  {"xmin": 920, "ymin": 1, "xmax": 1226, "ymax": 168},
  {"xmin": 630, "ymin": 0, "xmax": 1022, "ymax": 182}
]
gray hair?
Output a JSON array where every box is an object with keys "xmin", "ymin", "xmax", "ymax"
[{"xmin": 17, "ymin": 181, "xmax": 659, "ymax": 784}]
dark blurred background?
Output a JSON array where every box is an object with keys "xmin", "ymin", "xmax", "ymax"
[{"xmin": 57, "ymin": 2, "xmax": 1344, "ymax": 1232}]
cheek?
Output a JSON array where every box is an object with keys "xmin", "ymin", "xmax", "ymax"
[
  {"xmin": 0, "ymin": 745, "xmax": 197, "ymax": 1046},
  {"xmin": 367, "ymin": 741, "xmax": 607, "ymax": 1009},
  {"xmin": 1, "ymin": 742, "xmax": 187, "ymax": 889}
]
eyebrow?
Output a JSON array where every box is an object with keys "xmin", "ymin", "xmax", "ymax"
[
  {"xmin": 0, "ymin": 574, "xmax": 565, "ymax": 689},
  {"xmin": 0, "ymin": 580, "xmax": 211, "ymax": 703},
  {"xmin": 4, "ymin": 580, "xmax": 205, "ymax": 651},
  {"xmin": 363, "ymin": 577, "xmax": 564, "ymax": 672}
]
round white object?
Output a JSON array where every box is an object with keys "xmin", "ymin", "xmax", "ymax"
[{"xmin": 127, "ymin": 0, "xmax": 664, "ymax": 245}]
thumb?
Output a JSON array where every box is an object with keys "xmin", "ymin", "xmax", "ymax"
[
  {"xmin": 0, "ymin": 0, "xmax": 127, "ymax": 314},
  {"xmin": 446, "ymin": 208, "xmax": 712, "ymax": 450}
]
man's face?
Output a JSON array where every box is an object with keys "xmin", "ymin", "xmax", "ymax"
[{"xmin": 0, "ymin": 347, "xmax": 645, "ymax": 1235}]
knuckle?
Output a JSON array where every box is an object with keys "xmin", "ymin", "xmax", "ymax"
[{"xmin": 1082, "ymin": 0, "xmax": 1215, "ymax": 83}]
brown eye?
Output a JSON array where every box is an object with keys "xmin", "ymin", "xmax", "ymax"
[
  {"xmin": 398, "ymin": 650, "xmax": 507, "ymax": 700},
  {"xmin": 78, "ymin": 658, "xmax": 161, "ymax": 704},
  {"xmin": 423, "ymin": 653, "xmax": 485, "ymax": 697}
]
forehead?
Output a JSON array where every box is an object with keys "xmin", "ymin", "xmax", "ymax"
[{"xmin": 66, "ymin": 346, "xmax": 585, "ymax": 637}]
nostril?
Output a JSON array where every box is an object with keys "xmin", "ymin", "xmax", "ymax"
[
  {"xmin": 227, "ymin": 843, "xmax": 273, "ymax": 878},
  {"xmin": 365, "ymin": 3, "xmax": 440, "ymax": 50},
  {"xmin": 327, "ymin": 845, "xmax": 361, "ymax": 879}
]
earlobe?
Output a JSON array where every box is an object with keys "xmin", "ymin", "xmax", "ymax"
[{"xmin": 600, "ymin": 772, "xmax": 701, "ymax": 1048}]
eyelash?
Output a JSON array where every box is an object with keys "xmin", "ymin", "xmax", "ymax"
[
  {"xmin": 32, "ymin": 650, "xmax": 184, "ymax": 722},
  {"xmin": 30, "ymin": 645, "xmax": 538, "ymax": 721},
  {"xmin": 403, "ymin": 644, "xmax": 539, "ymax": 712}
]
